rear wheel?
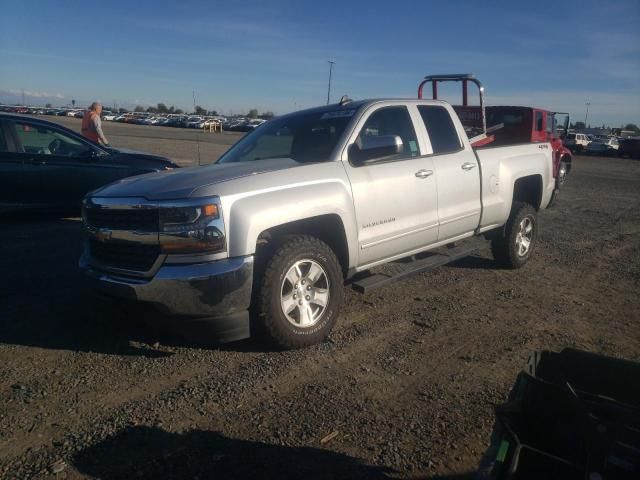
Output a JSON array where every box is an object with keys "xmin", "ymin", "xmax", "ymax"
[
  {"xmin": 256, "ymin": 235, "xmax": 343, "ymax": 349},
  {"xmin": 491, "ymin": 202, "xmax": 537, "ymax": 269}
]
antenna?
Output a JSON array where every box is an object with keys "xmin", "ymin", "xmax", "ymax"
[{"xmin": 193, "ymin": 90, "xmax": 201, "ymax": 166}]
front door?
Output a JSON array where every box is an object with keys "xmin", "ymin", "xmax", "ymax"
[{"xmin": 343, "ymin": 104, "xmax": 439, "ymax": 267}]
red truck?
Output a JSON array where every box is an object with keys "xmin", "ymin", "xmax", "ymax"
[{"xmin": 418, "ymin": 74, "xmax": 572, "ymax": 204}]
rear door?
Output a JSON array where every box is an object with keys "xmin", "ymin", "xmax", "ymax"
[{"xmin": 416, "ymin": 105, "xmax": 481, "ymax": 241}]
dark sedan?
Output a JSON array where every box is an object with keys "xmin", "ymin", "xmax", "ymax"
[
  {"xmin": 0, "ymin": 113, "xmax": 179, "ymax": 212},
  {"xmin": 618, "ymin": 138, "xmax": 640, "ymax": 159}
]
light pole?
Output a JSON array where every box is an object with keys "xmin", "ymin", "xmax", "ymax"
[
  {"xmin": 327, "ymin": 60, "xmax": 335, "ymax": 105},
  {"xmin": 584, "ymin": 102, "xmax": 591, "ymax": 128}
]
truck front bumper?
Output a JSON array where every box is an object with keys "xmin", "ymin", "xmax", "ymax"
[{"xmin": 80, "ymin": 253, "xmax": 254, "ymax": 343}]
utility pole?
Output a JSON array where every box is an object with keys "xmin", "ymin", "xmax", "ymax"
[
  {"xmin": 584, "ymin": 102, "xmax": 591, "ymax": 128},
  {"xmin": 21, "ymin": 88, "xmax": 25, "ymax": 105},
  {"xmin": 327, "ymin": 61, "xmax": 335, "ymax": 105}
]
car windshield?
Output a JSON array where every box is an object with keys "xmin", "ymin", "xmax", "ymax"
[{"xmin": 217, "ymin": 109, "xmax": 356, "ymax": 164}]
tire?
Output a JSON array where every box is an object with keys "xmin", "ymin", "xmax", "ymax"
[
  {"xmin": 558, "ymin": 161, "xmax": 568, "ymax": 187},
  {"xmin": 256, "ymin": 235, "xmax": 343, "ymax": 349},
  {"xmin": 491, "ymin": 202, "xmax": 537, "ymax": 269}
]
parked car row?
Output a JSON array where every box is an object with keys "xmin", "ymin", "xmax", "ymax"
[
  {"xmin": 0, "ymin": 105, "xmax": 83, "ymax": 117},
  {"xmin": 0, "ymin": 105, "xmax": 271, "ymax": 132},
  {"xmin": 562, "ymin": 131, "xmax": 639, "ymax": 157},
  {"xmin": 104, "ymin": 113, "xmax": 268, "ymax": 131}
]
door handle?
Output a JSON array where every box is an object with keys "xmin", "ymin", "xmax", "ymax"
[
  {"xmin": 461, "ymin": 162, "xmax": 476, "ymax": 171},
  {"xmin": 28, "ymin": 158, "xmax": 47, "ymax": 166},
  {"xmin": 415, "ymin": 169, "xmax": 434, "ymax": 179}
]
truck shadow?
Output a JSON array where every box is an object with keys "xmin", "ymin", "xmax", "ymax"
[
  {"xmin": 0, "ymin": 216, "xmax": 271, "ymax": 356},
  {"xmin": 0, "ymin": 216, "xmax": 170, "ymax": 357},
  {"xmin": 448, "ymin": 255, "xmax": 505, "ymax": 270},
  {"xmin": 71, "ymin": 425, "xmax": 396, "ymax": 480}
]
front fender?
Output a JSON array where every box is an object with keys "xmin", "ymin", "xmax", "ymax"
[
  {"xmin": 227, "ymin": 182, "xmax": 357, "ymax": 266},
  {"xmin": 210, "ymin": 164, "xmax": 358, "ymax": 268}
]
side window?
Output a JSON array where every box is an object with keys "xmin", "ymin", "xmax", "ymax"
[
  {"xmin": 535, "ymin": 111, "xmax": 544, "ymax": 132},
  {"xmin": 350, "ymin": 106, "xmax": 419, "ymax": 164},
  {"xmin": 546, "ymin": 113, "xmax": 554, "ymax": 134},
  {"xmin": 418, "ymin": 105, "xmax": 462, "ymax": 155},
  {"xmin": 14, "ymin": 121, "xmax": 89, "ymax": 157}
]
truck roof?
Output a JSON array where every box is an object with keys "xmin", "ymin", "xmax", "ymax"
[{"xmin": 279, "ymin": 98, "xmax": 447, "ymax": 119}]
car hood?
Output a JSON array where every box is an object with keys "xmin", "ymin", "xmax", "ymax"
[
  {"xmin": 105, "ymin": 148, "xmax": 180, "ymax": 169},
  {"xmin": 91, "ymin": 157, "xmax": 300, "ymax": 200}
]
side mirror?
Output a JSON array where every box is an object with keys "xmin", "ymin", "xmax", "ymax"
[
  {"xmin": 80, "ymin": 148, "xmax": 101, "ymax": 159},
  {"xmin": 350, "ymin": 135, "xmax": 404, "ymax": 164}
]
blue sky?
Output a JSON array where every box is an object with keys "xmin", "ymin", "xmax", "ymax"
[{"xmin": 1, "ymin": 0, "xmax": 638, "ymax": 125}]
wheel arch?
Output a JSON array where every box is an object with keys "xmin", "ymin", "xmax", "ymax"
[
  {"xmin": 512, "ymin": 174, "xmax": 543, "ymax": 210},
  {"xmin": 255, "ymin": 215, "xmax": 350, "ymax": 277},
  {"xmin": 222, "ymin": 180, "xmax": 358, "ymax": 272}
]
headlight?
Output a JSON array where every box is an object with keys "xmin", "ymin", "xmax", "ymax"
[{"xmin": 158, "ymin": 199, "xmax": 225, "ymax": 254}]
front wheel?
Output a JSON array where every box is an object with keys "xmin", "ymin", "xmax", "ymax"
[
  {"xmin": 256, "ymin": 235, "xmax": 343, "ymax": 349},
  {"xmin": 491, "ymin": 202, "xmax": 538, "ymax": 269}
]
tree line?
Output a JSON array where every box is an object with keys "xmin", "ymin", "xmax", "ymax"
[
  {"xmin": 571, "ymin": 121, "xmax": 639, "ymax": 132},
  {"xmin": 112, "ymin": 103, "xmax": 274, "ymax": 119}
]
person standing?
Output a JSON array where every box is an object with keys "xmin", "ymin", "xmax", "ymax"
[{"xmin": 81, "ymin": 101, "xmax": 110, "ymax": 146}]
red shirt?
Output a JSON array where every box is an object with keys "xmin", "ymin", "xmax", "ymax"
[{"xmin": 81, "ymin": 111, "xmax": 100, "ymax": 143}]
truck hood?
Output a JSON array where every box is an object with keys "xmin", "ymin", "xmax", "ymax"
[{"xmin": 91, "ymin": 157, "xmax": 300, "ymax": 200}]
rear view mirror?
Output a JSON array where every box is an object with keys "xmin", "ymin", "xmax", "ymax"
[{"xmin": 350, "ymin": 135, "xmax": 404, "ymax": 164}]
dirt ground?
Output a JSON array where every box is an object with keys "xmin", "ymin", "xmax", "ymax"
[{"xmin": 1, "ymin": 118, "xmax": 639, "ymax": 479}]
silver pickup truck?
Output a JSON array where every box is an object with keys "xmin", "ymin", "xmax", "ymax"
[{"xmin": 80, "ymin": 93, "xmax": 555, "ymax": 348}]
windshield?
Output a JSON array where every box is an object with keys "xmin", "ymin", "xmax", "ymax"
[{"xmin": 218, "ymin": 110, "xmax": 355, "ymax": 164}]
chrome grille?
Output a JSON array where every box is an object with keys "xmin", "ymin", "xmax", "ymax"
[{"xmin": 84, "ymin": 198, "xmax": 161, "ymax": 273}]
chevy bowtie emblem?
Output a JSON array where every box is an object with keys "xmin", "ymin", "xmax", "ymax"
[{"xmin": 95, "ymin": 227, "xmax": 113, "ymax": 243}]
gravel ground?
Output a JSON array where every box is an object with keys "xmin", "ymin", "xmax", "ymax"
[{"xmin": 1, "ymin": 119, "xmax": 639, "ymax": 479}]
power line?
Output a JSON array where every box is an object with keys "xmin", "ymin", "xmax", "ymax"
[
  {"xmin": 193, "ymin": 90, "xmax": 201, "ymax": 166},
  {"xmin": 584, "ymin": 102, "xmax": 591, "ymax": 127}
]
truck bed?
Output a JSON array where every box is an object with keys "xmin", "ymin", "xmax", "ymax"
[{"xmin": 474, "ymin": 142, "xmax": 555, "ymax": 231}]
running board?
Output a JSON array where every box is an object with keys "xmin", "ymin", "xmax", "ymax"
[{"xmin": 351, "ymin": 238, "xmax": 486, "ymax": 294}]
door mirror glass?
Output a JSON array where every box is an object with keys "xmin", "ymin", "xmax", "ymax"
[
  {"xmin": 350, "ymin": 135, "xmax": 404, "ymax": 164},
  {"xmin": 350, "ymin": 106, "xmax": 419, "ymax": 165}
]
